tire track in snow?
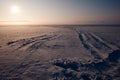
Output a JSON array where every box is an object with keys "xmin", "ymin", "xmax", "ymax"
[
  {"xmin": 7, "ymin": 33, "xmax": 61, "ymax": 51},
  {"xmin": 78, "ymin": 32, "xmax": 103, "ymax": 59},
  {"xmin": 89, "ymin": 33, "xmax": 119, "ymax": 50},
  {"xmin": 77, "ymin": 31, "xmax": 119, "ymax": 60}
]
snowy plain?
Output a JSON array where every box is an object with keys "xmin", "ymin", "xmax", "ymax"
[{"xmin": 0, "ymin": 25, "xmax": 120, "ymax": 80}]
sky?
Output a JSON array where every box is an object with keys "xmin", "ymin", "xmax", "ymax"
[{"xmin": 0, "ymin": 0, "xmax": 120, "ymax": 25}]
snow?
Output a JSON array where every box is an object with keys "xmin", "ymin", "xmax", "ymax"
[{"xmin": 0, "ymin": 26, "xmax": 120, "ymax": 80}]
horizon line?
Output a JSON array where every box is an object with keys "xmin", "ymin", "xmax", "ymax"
[{"xmin": 0, "ymin": 24, "xmax": 120, "ymax": 26}]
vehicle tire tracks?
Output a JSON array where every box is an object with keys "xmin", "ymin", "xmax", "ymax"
[{"xmin": 77, "ymin": 31, "xmax": 119, "ymax": 60}]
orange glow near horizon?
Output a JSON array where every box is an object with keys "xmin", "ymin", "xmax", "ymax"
[{"xmin": 0, "ymin": 0, "xmax": 120, "ymax": 25}]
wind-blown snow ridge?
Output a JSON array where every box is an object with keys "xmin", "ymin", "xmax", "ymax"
[{"xmin": 51, "ymin": 50, "xmax": 120, "ymax": 80}]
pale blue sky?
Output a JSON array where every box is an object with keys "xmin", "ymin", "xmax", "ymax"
[{"xmin": 0, "ymin": 0, "xmax": 120, "ymax": 25}]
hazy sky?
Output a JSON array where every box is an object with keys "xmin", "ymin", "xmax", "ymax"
[{"xmin": 0, "ymin": 0, "xmax": 120, "ymax": 25}]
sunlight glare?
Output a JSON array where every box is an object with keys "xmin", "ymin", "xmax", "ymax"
[{"xmin": 11, "ymin": 5, "xmax": 19, "ymax": 14}]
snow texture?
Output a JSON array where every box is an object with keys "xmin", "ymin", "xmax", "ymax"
[{"xmin": 0, "ymin": 26, "xmax": 120, "ymax": 80}]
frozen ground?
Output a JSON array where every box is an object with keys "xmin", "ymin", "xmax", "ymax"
[{"xmin": 0, "ymin": 25, "xmax": 120, "ymax": 80}]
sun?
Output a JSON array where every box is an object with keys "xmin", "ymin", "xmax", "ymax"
[{"xmin": 11, "ymin": 5, "xmax": 20, "ymax": 14}]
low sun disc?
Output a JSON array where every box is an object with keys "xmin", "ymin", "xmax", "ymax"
[{"xmin": 11, "ymin": 5, "xmax": 19, "ymax": 14}]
